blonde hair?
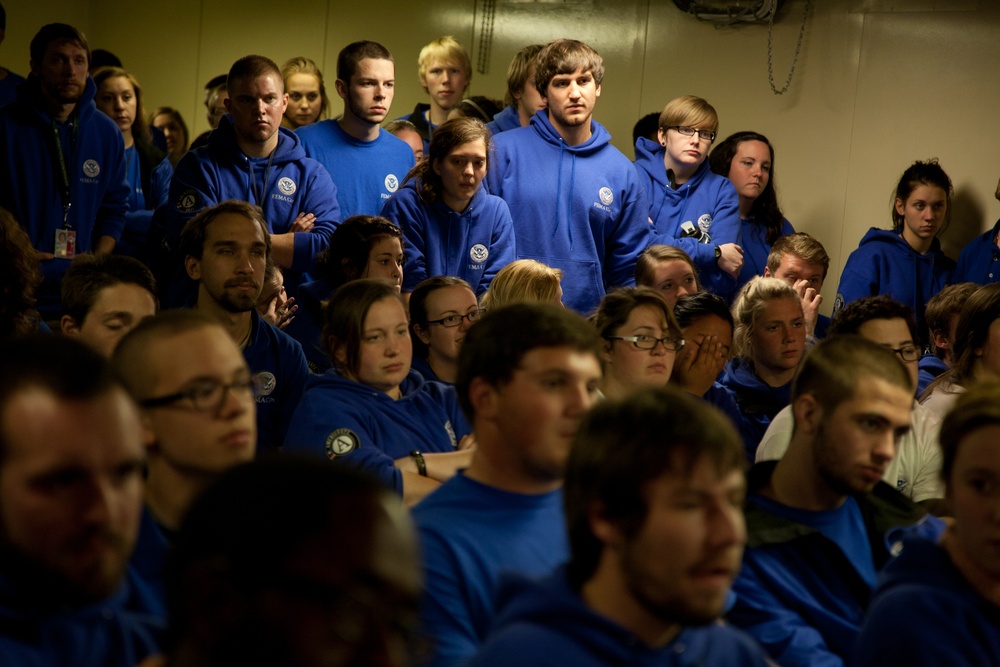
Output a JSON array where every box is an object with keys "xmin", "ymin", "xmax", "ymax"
[
  {"xmin": 280, "ymin": 56, "xmax": 329, "ymax": 122},
  {"xmin": 480, "ymin": 260, "xmax": 563, "ymax": 310},
  {"xmin": 418, "ymin": 36, "xmax": 472, "ymax": 88},
  {"xmin": 658, "ymin": 95, "xmax": 719, "ymax": 134},
  {"xmin": 635, "ymin": 245, "xmax": 702, "ymax": 291},
  {"xmin": 731, "ymin": 276, "xmax": 801, "ymax": 361}
]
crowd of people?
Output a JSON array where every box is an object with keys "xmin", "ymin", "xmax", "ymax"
[{"xmin": 2, "ymin": 8, "xmax": 1000, "ymax": 667}]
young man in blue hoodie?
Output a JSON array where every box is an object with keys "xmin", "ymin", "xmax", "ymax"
[
  {"xmin": 728, "ymin": 335, "xmax": 944, "ymax": 667},
  {"xmin": 0, "ymin": 337, "xmax": 163, "ymax": 665},
  {"xmin": 165, "ymin": 54, "xmax": 340, "ymax": 298},
  {"xmin": 413, "ymin": 303, "xmax": 603, "ymax": 667},
  {"xmin": 485, "ymin": 44, "xmax": 545, "ymax": 135},
  {"xmin": 0, "ymin": 23, "xmax": 129, "ymax": 317},
  {"xmin": 467, "ymin": 385, "xmax": 770, "ymax": 667},
  {"xmin": 486, "ymin": 39, "xmax": 650, "ymax": 314}
]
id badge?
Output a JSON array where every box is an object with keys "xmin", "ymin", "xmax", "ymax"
[{"xmin": 54, "ymin": 228, "xmax": 76, "ymax": 259}]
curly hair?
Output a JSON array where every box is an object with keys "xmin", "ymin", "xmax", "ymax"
[{"xmin": 0, "ymin": 208, "xmax": 41, "ymax": 338}]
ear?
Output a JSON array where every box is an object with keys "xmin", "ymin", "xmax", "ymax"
[
  {"xmin": 601, "ymin": 339, "xmax": 614, "ymax": 364},
  {"xmin": 279, "ymin": 93, "xmax": 288, "ymax": 114},
  {"xmin": 657, "ymin": 127, "xmax": 666, "ymax": 146},
  {"xmin": 588, "ymin": 501, "xmax": 624, "ymax": 549},
  {"xmin": 413, "ymin": 324, "xmax": 432, "ymax": 346},
  {"xmin": 334, "ymin": 78, "xmax": 348, "ymax": 101},
  {"xmin": 894, "ymin": 197, "xmax": 906, "ymax": 218},
  {"xmin": 432, "ymin": 159, "xmax": 442, "ymax": 177},
  {"xmin": 468, "ymin": 376, "xmax": 498, "ymax": 421},
  {"xmin": 223, "ymin": 96, "xmax": 232, "ymax": 113},
  {"xmin": 60, "ymin": 314, "xmax": 80, "ymax": 337},
  {"xmin": 333, "ymin": 341, "xmax": 348, "ymax": 369},
  {"xmin": 791, "ymin": 394, "xmax": 823, "ymax": 436},
  {"xmin": 931, "ymin": 329, "xmax": 950, "ymax": 352},
  {"xmin": 185, "ymin": 255, "xmax": 202, "ymax": 281},
  {"xmin": 140, "ymin": 414, "xmax": 159, "ymax": 455},
  {"xmin": 763, "ymin": 266, "xmax": 773, "ymax": 278},
  {"xmin": 594, "ymin": 83, "xmax": 601, "ymax": 99},
  {"xmin": 341, "ymin": 257, "xmax": 359, "ymax": 280}
]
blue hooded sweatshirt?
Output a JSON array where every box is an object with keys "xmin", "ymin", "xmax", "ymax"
[
  {"xmin": 284, "ymin": 369, "xmax": 470, "ymax": 494},
  {"xmin": 165, "ymin": 114, "xmax": 341, "ymax": 273},
  {"xmin": 0, "ymin": 567, "xmax": 165, "ymax": 667},
  {"xmin": 485, "ymin": 105, "xmax": 521, "ymax": 135},
  {"xmin": 835, "ymin": 228, "xmax": 954, "ymax": 341},
  {"xmin": 633, "ymin": 136, "xmax": 741, "ymax": 298},
  {"xmin": 486, "ymin": 111, "xmax": 651, "ymax": 314},
  {"xmin": 380, "ymin": 179, "xmax": 516, "ymax": 295},
  {"xmin": 854, "ymin": 536, "xmax": 1000, "ymax": 666},
  {"xmin": 0, "ymin": 75, "xmax": 129, "ymax": 313},
  {"xmin": 738, "ymin": 216, "xmax": 795, "ymax": 292},
  {"xmin": 955, "ymin": 218, "xmax": 1000, "ymax": 285},
  {"xmin": 721, "ymin": 357, "xmax": 793, "ymax": 463},
  {"xmin": 297, "ymin": 120, "xmax": 415, "ymax": 219},
  {"xmin": 467, "ymin": 569, "xmax": 770, "ymax": 667}
]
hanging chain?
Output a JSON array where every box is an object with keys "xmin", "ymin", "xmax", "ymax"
[
  {"xmin": 768, "ymin": 0, "xmax": 812, "ymax": 95},
  {"xmin": 476, "ymin": 0, "xmax": 496, "ymax": 75}
]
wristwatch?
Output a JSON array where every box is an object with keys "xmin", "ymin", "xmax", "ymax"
[{"xmin": 714, "ymin": 245, "xmax": 722, "ymax": 260}]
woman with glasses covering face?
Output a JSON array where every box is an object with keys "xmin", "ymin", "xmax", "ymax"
[
  {"xmin": 837, "ymin": 159, "xmax": 956, "ymax": 348},
  {"xmin": 285, "ymin": 279, "xmax": 474, "ymax": 506},
  {"xmin": 855, "ymin": 381, "xmax": 1000, "ymax": 666},
  {"xmin": 710, "ymin": 131, "xmax": 794, "ymax": 294},
  {"xmin": 409, "ymin": 276, "xmax": 482, "ymax": 383},
  {"xmin": 922, "ymin": 283, "xmax": 1000, "ymax": 420},
  {"xmin": 592, "ymin": 287, "xmax": 684, "ymax": 400},
  {"xmin": 634, "ymin": 96, "xmax": 743, "ymax": 301}
]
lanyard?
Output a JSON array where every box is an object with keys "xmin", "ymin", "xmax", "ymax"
[
  {"xmin": 248, "ymin": 150, "xmax": 275, "ymax": 219},
  {"xmin": 50, "ymin": 116, "xmax": 77, "ymax": 228}
]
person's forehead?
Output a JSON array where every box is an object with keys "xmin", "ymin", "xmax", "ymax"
[
  {"xmin": 777, "ymin": 254, "xmax": 822, "ymax": 274},
  {"xmin": 857, "ymin": 317, "xmax": 912, "ymax": 345},
  {"xmin": 516, "ymin": 346, "xmax": 600, "ymax": 375},
  {"xmin": 146, "ymin": 327, "xmax": 247, "ymax": 392},
  {"xmin": 44, "ymin": 39, "xmax": 87, "ymax": 59},
  {"xmin": 551, "ymin": 67, "xmax": 593, "ymax": 80},
  {"xmin": 206, "ymin": 213, "xmax": 266, "ymax": 244},
  {"xmin": 1, "ymin": 386, "xmax": 141, "ymax": 467},
  {"xmin": 232, "ymin": 72, "xmax": 282, "ymax": 95},
  {"xmin": 354, "ymin": 57, "xmax": 394, "ymax": 77}
]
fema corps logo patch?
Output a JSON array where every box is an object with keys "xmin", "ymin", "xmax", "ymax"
[
  {"xmin": 277, "ymin": 177, "xmax": 296, "ymax": 195},
  {"xmin": 384, "ymin": 173, "xmax": 399, "ymax": 192},
  {"xmin": 833, "ymin": 293, "xmax": 845, "ymax": 315},
  {"xmin": 470, "ymin": 244, "xmax": 488, "ymax": 263},
  {"xmin": 253, "ymin": 372, "xmax": 276, "ymax": 397},
  {"xmin": 697, "ymin": 213, "xmax": 713, "ymax": 233},
  {"xmin": 82, "ymin": 159, "xmax": 100, "ymax": 177},
  {"xmin": 325, "ymin": 428, "xmax": 359, "ymax": 460},
  {"xmin": 598, "ymin": 187, "xmax": 614, "ymax": 205},
  {"xmin": 176, "ymin": 190, "xmax": 198, "ymax": 212}
]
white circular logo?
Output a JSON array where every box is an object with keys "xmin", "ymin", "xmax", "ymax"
[
  {"xmin": 384, "ymin": 174, "xmax": 399, "ymax": 192},
  {"xmin": 278, "ymin": 177, "xmax": 296, "ymax": 195},
  {"xmin": 83, "ymin": 160, "xmax": 100, "ymax": 177},
  {"xmin": 253, "ymin": 371, "xmax": 276, "ymax": 397},
  {"xmin": 599, "ymin": 187, "xmax": 613, "ymax": 205},
  {"xmin": 697, "ymin": 214, "xmax": 713, "ymax": 232},
  {"xmin": 324, "ymin": 428, "xmax": 359, "ymax": 460},
  {"xmin": 470, "ymin": 244, "xmax": 488, "ymax": 262}
]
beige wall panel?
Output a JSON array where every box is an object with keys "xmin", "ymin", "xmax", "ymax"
[{"xmin": 2, "ymin": 0, "xmax": 90, "ymax": 75}]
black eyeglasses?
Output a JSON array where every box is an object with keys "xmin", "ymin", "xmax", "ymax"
[
  {"xmin": 426, "ymin": 309, "xmax": 486, "ymax": 328},
  {"xmin": 139, "ymin": 377, "xmax": 259, "ymax": 414},
  {"xmin": 605, "ymin": 335, "xmax": 686, "ymax": 352},
  {"xmin": 668, "ymin": 125, "xmax": 716, "ymax": 142},
  {"xmin": 886, "ymin": 345, "xmax": 921, "ymax": 363}
]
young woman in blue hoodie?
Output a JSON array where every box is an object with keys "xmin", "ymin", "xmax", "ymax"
[
  {"xmin": 284, "ymin": 279, "xmax": 473, "ymax": 505},
  {"xmin": 721, "ymin": 276, "xmax": 806, "ymax": 461},
  {"xmin": 836, "ymin": 159, "xmax": 956, "ymax": 346},
  {"xmin": 634, "ymin": 96, "xmax": 743, "ymax": 300},
  {"xmin": 710, "ymin": 131, "xmax": 794, "ymax": 294},
  {"xmin": 381, "ymin": 117, "xmax": 515, "ymax": 296}
]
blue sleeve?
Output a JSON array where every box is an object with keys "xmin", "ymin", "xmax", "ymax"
[
  {"xmin": 96, "ymin": 140, "xmax": 130, "ymax": 242},
  {"xmin": 164, "ymin": 152, "xmax": 221, "ymax": 250},
  {"xmin": 274, "ymin": 337, "xmax": 310, "ymax": 446},
  {"xmin": 729, "ymin": 560, "xmax": 847, "ymax": 667},
  {"xmin": 289, "ymin": 164, "xmax": 340, "ymax": 272},
  {"xmin": 481, "ymin": 199, "xmax": 516, "ymax": 295},
  {"xmin": 284, "ymin": 389, "xmax": 404, "ymax": 494},
  {"xmin": 416, "ymin": 526, "xmax": 483, "ymax": 667},
  {"xmin": 381, "ymin": 189, "xmax": 428, "ymax": 292},
  {"xmin": 602, "ymin": 166, "xmax": 650, "ymax": 291},
  {"xmin": 150, "ymin": 156, "xmax": 173, "ymax": 209},
  {"xmin": 709, "ymin": 180, "xmax": 741, "ymax": 247},
  {"xmin": 836, "ymin": 249, "xmax": 879, "ymax": 310}
]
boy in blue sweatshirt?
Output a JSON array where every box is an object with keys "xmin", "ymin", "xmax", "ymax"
[
  {"xmin": 486, "ymin": 39, "xmax": 650, "ymax": 314},
  {"xmin": 468, "ymin": 386, "xmax": 769, "ymax": 667}
]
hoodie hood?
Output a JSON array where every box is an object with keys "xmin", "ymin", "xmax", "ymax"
[
  {"xmin": 19, "ymin": 74, "xmax": 98, "ymax": 125},
  {"xmin": 488, "ymin": 105, "xmax": 522, "ymax": 134},
  {"xmin": 529, "ymin": 109, "xmax": 611, "ymax": 156},
  {"xmin": 306, "ymin": 366, "xmax": 427, "ymax": 402},
  {"xmin": 634, "ymin": 137, "xmax": 715, "ymax": 221},
  {"xmin": 208, "ymin": 114, "xmax": 307, "ymax": 165}
]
